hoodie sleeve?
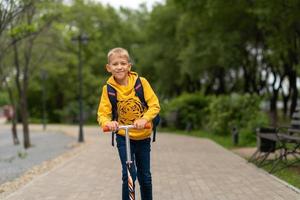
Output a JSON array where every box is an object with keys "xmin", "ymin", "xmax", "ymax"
[
  {"xmin": 140, "ymin": 77, "xmax": 161, "ymax": 122},
  {"xmin": 97, "ymin": 85, "xmax": 112, "ymax": 127}
]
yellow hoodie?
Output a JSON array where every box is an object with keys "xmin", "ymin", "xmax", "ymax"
[{"xmin": 97, "ymin": 72, "xmax": 160, "ymax": 140}]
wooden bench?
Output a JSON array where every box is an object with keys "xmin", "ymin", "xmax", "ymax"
[
  {"xmin": 248, "ymin": 127, "xmax": 281, "ymax": 168},
  {"xmin": 273, "ymin": 109, "xmax": 300, "ymax": 172},
  {"xmin": 249, "ymin": 106, "xmax": 300, "ymax": 173}
]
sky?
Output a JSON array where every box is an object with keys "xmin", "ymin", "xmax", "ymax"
[{"xmin": 94, "ymin": 0, "xmax": 164, "ymax": 10}]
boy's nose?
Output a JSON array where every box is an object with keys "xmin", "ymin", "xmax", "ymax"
[{"xmin": 116, "ymin": 64, "xmax": 122, "ymax": 68}]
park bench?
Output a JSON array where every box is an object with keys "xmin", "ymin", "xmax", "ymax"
[{"xmin": 249, "ymin": 106, "xmax": 300, "ymax": 173}]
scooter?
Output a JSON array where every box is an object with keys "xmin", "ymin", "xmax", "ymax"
[{"xmin": 103, "ymin": 123, "xmax": 151, "ymax": 200}]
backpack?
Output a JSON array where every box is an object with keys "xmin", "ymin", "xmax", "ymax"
[{"xmin": 107, "ymin": 77, "xmax": 160, "ymax": 146}]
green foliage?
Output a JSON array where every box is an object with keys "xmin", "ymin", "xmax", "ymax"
[
  {"xmin": 0, "ymin": 92, "xmax": 9, "ymax": 106},
  {"xmin": 1, "ymin": 0, "xmax": 299, "ymax": 126},
  {"xmin": 162, "ymin": 93, "xmax": 268, "ymax": 141},
  {"xmin": 206, "ymin": 94, "xmax": 268, "ymax": 136},
  {"xmin": 9, "ymin": 23, "xmax": 37, "ymax": 39},
  {"xmin": 262, "ymin": 162, "xmax": 300, "ymax": 189},
  {"xmin": 134, "ymin": 1, "xmax": 183, "ymax": 97},
  {"xmin": 56, "ymin": 101, "xmax": 79, "ymax": 123},
  {"xmin": 162, "ymin": 92, "xmax": 210, "ymax": 130},
  {"xmin": 18, "ymin": 0, "xmax": 144, "ymax": 123}
]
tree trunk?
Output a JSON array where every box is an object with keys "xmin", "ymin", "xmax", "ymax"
[
  {"xmin": 20, "ymin": 92, "xmax": 30, "ymax": 148},
  {"xmin": 282, "ymin": 93, "xmax": 290, "ymax": 117},
  {"xmin": 3, "ymin": 78, "xmax": 20, "ymax": 145},
  {"xmin": 6, "ymin": 81, "xmax": 20, "ymax": 145},
  {"xmin": 204, "ymin": 78, "xmax": 215, "ymax": 95},
  {"xmin": 21, "ymin": 35, "xmax": 33, "ymax": 149},
  {"xmin": 13, "ymin": 40, "xmax": 31, "ymax": 148},
  {"xmin": 216, "ymin": 67, "xmax": 226, "ymax": 94},
  {"xmin": 11, "ymin": 113, "xmax": 19, "ymax": 145},
  {"xmin": 270, "ymin": 89, "xmax": 279, "ymax": 127},
  {"xmin": 242, "ymin": 65, "xmax": 251, "ymax": 93},
  {"xmin": 289, "ymin": 70, "xmax": 298, "ymax": 116}
]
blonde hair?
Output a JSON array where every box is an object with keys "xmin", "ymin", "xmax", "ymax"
[{"xmin": 107, "ymin": 47, "xmax": 131, "ymax": 63}]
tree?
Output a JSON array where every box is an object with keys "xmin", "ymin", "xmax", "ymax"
[
  {"xmin": 134, "ymin": 1, "xmax": 183, "ymax": 97},
  {"xmin": 0, "ymin": 0, "xmax": 34, "ymax": 146},
  {"xmin": 252, "ymin": 0, "xmax": 300, "ymax": 117},
  {"xmin": 6, "ymin": 0, "xmax": 60, "ymax": 148}
]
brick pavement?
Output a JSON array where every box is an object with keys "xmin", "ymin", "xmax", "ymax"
[{"xmin": 2, "ymin": 127, "xmax": 300, "ymax": 200}]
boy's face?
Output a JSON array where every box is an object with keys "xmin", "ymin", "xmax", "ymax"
[{"xmin": 106, "ymin": 54, "xmax": 131, "ymax": 84}]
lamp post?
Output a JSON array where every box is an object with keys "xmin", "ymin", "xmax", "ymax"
[{"xmin": 72, "ymin": 33, "xmax": 89, "ymax": 143}]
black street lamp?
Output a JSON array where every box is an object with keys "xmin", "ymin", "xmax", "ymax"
[{"xmin": 72, "ymin": 33, "xmax": 89, "ymax": 143}]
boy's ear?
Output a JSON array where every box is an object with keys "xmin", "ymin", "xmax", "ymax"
[
  {"xmin": 106, "ymin": 64, "xmax": 111, "ymax": 72},
  {"xmin": 128, "ymin": 63, "xmax": 132, "ymax": 71}
]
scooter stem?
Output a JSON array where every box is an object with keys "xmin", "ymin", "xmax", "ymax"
[{"xmin": 125, "ymin": 127, "xmax": 132, "ymax": 164}]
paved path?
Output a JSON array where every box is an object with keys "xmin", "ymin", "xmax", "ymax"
[
  {"xmin": 2, "ymin": 127, "xmax": 300, "ymax": 200},
  {"xmin": 0, "ymin": 127, "xmax": 74, "ymax": 185}
]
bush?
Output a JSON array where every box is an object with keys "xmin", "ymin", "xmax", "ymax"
[
  {"xmin": 162, "ymin": 92, "xmax": 209, "ymax": 130},
  {"xmin": 206, "ymin": 93, "xmax": 268, "ymax": 137},
  {"xmin": 161, "ymin": 92, "xmax": 269, "ymax": 146},
  {"xmin": 0, "ymin": 92, "xmax": 9, "ymax": 106}
]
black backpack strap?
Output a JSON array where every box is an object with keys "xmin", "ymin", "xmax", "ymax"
[
  {"xmin": 134, "ymin": 77, "xmax": 160, "ymax": 142},
  {"xmin": 152, "ymin": 128, "xmax": 157, "ymax": 142},
  {"xmin": 152, "ymin": 115, "xmax": 160, "ymax": 142},
  {"xmin": 107, "ymin": 84, "xmax": 118, "ymax": 146},
  {"xmin": 134, "ymin": 77, "xmax": 148, "ymax": 109}
]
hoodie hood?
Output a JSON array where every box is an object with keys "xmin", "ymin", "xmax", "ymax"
[{"xmin": 106, "ymin": 71, "xmax": 139, "ymax": 96}]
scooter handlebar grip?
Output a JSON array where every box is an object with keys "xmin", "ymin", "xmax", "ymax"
[
  {"xmin": 144, "ymin": 122, "xmax": 151, "ymax": 129},
  {"xmin": 102, "ymin": 126, "xmax": 111, "ymax": 132}
]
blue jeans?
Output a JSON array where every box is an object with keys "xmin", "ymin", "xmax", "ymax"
[{"xmin": 116, "ymin": 134, "xmax": 152, "ymax": 200}]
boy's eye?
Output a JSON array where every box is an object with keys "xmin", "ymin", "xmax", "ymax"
[{"xmin": 111, "ymin": 62, "xmax": 128, "ymax": 66}]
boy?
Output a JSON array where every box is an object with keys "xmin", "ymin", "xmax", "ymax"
[{"xmin": 97, "ymin": 47, "xmax": 160, "ymax": 200}]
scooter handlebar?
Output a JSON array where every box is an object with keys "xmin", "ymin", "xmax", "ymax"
[
  {"xmin": 102, "ymin": 126, "xmax": 112, "ymax": 132},
  {"xmin": 103, "ymin": 122, "xmax": 151, "ymax": 132},
  {"xmin": 144, "ymin": 123, "xmax": 151, "ymax": 129}
]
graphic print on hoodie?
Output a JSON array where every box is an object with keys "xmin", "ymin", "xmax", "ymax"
[{"xmin": 117, "ymin": 97, "xmax": 146, "ymax": 125}]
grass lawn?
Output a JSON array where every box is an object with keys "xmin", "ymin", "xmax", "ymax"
[
  {"xmin": 261, "ymin": 161, "xmax": 300, "ymax": 189},
  {"xmin": 160, "ymin": 128, "xmax": 256, "ymax": 149},
  {"xmin": 161, "ymin": 128, "xmax": 300, "ymax": 189}
]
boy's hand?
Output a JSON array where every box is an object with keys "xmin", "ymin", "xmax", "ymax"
[
  {"xmin": 134, "ymin": 118, "xmax": 148, "ymax": 129},
  {"xmin": 104, "ymin": 121, "xmax": 119, "ymax": 132}
]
